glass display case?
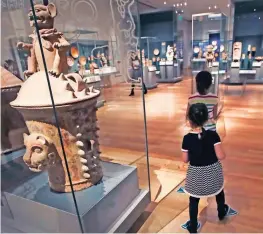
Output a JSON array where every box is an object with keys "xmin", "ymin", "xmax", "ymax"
[
  {"xmin": 176, "ymin": 29, "xmax": 184, "ymax": 73},
  {"xmin": 1, "ymin": 0, "xmax": 151, "ymax": 233},
  {"xmin": 191, "ymin": 13, "xmax": 228, "ymax": 115},
  {"xmin": 139, "ymin": 37, "xmax": 159, "ymax": 89},
  {"xmin": 227, "ymin": 0, "xmax": 263, "ymax": 84},
  {"xmin": 192, "ymin": 13, "xmax": 229, "ymax": 75},
  {"xmin": 139, "ymin": 10, "xmax": 182, "ymax": 84}
]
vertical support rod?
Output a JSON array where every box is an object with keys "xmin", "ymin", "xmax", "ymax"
[{"xmin": 136, "ymin": 0, "xmax": 152, "ymax": 200}]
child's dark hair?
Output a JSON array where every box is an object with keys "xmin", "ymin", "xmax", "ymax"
[
  {"xmin": 188, "ymin": 103, "xmax": 208, "ymax": 139},
  {"xmin": 196, "ymin": 71, "xmax": 212, "ymax": 95}
]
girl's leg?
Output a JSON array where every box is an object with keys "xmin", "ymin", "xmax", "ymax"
[
  {"xmin": 188, "ymin": 196, "xmax": 200, "ymax": 232},
  {"xmin": 216, "ymin": 189, "xmax": 228, "ymax": 220}
]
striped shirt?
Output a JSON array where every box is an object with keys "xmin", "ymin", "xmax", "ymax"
[{"xmin": 188, "ymin": 93, "xmax": 218, "ymax": 131}]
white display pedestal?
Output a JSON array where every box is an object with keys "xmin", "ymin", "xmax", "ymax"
[
  {"xmin": 260, "ymin": 62, "xmax": 263, "ymax": 80},
  {"xmin": 159, "ymin": 61, "xmax": 166, "ymax": 81},
  {"xmin": 143, "ymin": 66, "xmax": 158, "ymax": 89},
  {"xmin": 173, "ymin": 63, "xmax": 182, "ymax": 82},
  {"xmin": 252, "ymin": 62, "xmax": 263, "ymax": 83},
  {"xmin": 239, "ymin": 70, "xmax": 256, "ymax": 84},
  {"xmin": 1, "ymin": 159, "xmax": 150, "ymax": 233},
  {"xmin": 157, "ymin": 61, "xmax": 182, "ymax": 83},
  {"xmin": 191, "ymin": 59, "xmax": 206, "ymax": 76},
  {"xmin": 230, "ymin": 62, "xmax": 241, "ymax": 84}
]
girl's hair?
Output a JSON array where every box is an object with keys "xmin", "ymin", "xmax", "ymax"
[
  {"xmin": 188, "ymin": 103, "xmax": 208, "ymax": 139},
  {"xmin": 196, "ymin": 71, "xmax": 212, "ymax": 95}
]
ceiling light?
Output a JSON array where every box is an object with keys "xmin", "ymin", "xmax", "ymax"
[
  {"xmin": 209, "ymin": 6, "xmax": 211, "ymax": 10},
  {"xmin": 214, "ymin": 5, "xmax": 217, "ymax": 9},
  {"xmin": 184, "ymin": 2, "xmax": 187, "ymax": 6},
  {"xmin": 173, "ymin": 4, "xmax": 176, "ymax": 7},
  {"xmin": 227, "ymin": 4, "xmax": 230, "ymax": 7},
  {"xmin": 254, "ymin": 9, "xmax": 256, "ymax": 11},
  {"xmin": 177, "ymin": 3, "xmax": 179, "ymax": 7},
  {"xmin": 180, "ymin": 3, "xmax": 183, "ymax": 6},
  {"xmin": 164, "ymin": 1, "xmax": 166, "ymax": 4}
]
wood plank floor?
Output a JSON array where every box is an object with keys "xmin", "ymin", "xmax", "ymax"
[{"xmin": 97, "ymin": 78, "xmax": 263, "ymax": 233}]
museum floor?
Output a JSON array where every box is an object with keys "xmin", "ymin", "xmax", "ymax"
[{"xmin": 97, "ymin": 78, "xmax": 263, "ymax": 233}]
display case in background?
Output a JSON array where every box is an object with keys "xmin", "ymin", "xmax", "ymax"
[
  {"xmin": 140, "ymin": 36, "xmax": 159, "ymax": 89},
  {"xmin": 192, "ymin": 13, "xmax": 229, "ymax": 75},
  {"xmin": 176, "ymin": 30, "xmax": 184, "ymax": 74},
  {"xmin": 191, "ymin": 13, "xmax": 228, "ymax": 115},
  {"xmin": 139, "ymin": 10, "xmax": 182, "ymax": 84},
  {"xmin": 227, "ymin": 0, "xmax": 263, "ymax": 85},
  {"xmin": 1, "ymin": 0, "xmax": 150, "ymax": 233},
  {"xmin": 63, "ymin": 29, "xmax": 121, "ymax": 107}
]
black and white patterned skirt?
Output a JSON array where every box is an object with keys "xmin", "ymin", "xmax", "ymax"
[{"xmin": 184, "ymin": 161, "xmax": 224, "ymax": 198}]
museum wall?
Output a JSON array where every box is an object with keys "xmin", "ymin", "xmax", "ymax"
[
  {"xmin": 233, "ymin": 11, "xmax": 263, "ymax": 56},
  {"xmin": 140, "ymin": 11, "xmax": 174, "ymax": 42},
  {"xmin": 193, "ymin": 19, "xmax": 221, "ymax": 41},
  {"xmin": 234, "ymin": 12, "xmax": 263, "ymax": 37},
  {"xmin": 139, "ymin": 11, "xmax": 177, "ymax": 59}
]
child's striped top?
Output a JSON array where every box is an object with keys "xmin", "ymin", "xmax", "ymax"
[{"xmin": 188, "ymin": 92, "xmax": 218, "ymax": 131}]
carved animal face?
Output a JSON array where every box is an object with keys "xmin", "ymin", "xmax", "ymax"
[
  {"xmin": 28, "ymin": 3, "xmax": 57, "ymax": 29},
  {"xmin": 23, "ymin": 133, "xmax": 57, "ymax": 172}
]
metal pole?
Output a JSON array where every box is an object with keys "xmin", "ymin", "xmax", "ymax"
[
  {"xmin": 147, "ymin": 38, "xmax": 150, "ymax": 60},
  {"xmin": 136, "ymin": 0, "xmax": 152, "ymax": 200}
]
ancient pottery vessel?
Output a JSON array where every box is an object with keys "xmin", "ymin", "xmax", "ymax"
[{"xmin": 11, "ymin": 72, "xmax": 103, "ymax": 192}]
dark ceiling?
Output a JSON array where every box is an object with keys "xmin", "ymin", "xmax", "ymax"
[{"xmin": 235, "ymin": 0, "xmax": 263, "ymax": 14}]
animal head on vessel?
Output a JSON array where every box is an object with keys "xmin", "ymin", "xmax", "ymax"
[
  {"xmin": 28, "ymin": 3, "xmax": 57, "ymax": 30},
  {"xmin": 23, "ymin": 133, "xmax": 59, "ymax": 172}
]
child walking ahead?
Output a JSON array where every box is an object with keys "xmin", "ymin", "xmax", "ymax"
[
  {"xmin": 182, "ymin": 103, "xmax": 229, "ymax": 233},
  {"xmin": 186, "ymin": 71, "xmax": 218, "ymax": 131}
]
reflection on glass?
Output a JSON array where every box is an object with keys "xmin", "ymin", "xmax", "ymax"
[{"xmin": 1, "ymin": 0, "xmax": 150, "ymax": 233}]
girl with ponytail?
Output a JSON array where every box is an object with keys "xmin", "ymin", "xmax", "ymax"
[{"xmin": 181, "ymin": 103, "xmax": 233, "ymax": 233}]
